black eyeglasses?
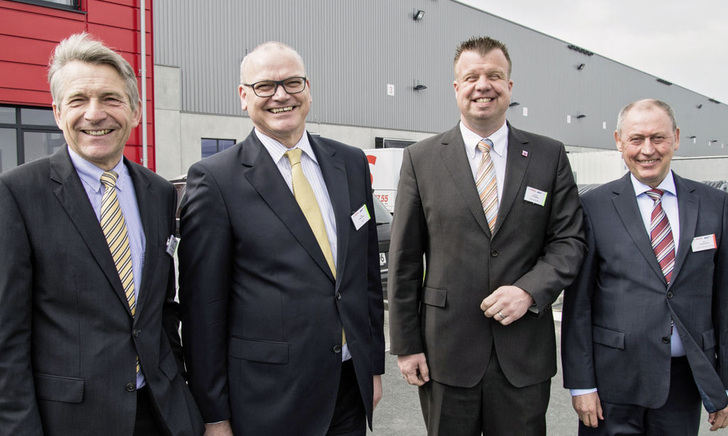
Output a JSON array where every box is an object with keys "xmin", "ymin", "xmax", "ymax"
[{"xmin": 242, "ymin": 76, "xmax": 308, "ymax": 98}]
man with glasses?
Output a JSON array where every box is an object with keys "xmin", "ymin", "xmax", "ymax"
[{"xmin": 179, "ymin": 41, "xmax": 385, "ymax": 436}]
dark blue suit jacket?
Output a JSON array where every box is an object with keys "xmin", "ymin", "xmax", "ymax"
[
  {"xmin": 562, "ymin": 172, "xmax": 728, "ymax": 413},
  {"xmin": 179, "ymin": 130, "xmax": 385, "ymax": 435}
]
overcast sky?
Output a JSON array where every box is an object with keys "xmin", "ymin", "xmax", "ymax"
[{"xmin": 460, "ymin": 0, "xmax": 728, "ymax": 104}]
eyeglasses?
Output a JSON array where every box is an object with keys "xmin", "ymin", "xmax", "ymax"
[{"xmin": 242, "ymin": 76, "xmax": 308, "ymax": 98}]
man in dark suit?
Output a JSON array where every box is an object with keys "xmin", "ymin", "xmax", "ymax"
[
  {"xmin": 0, "ymin": 33, "xmax": 204, "ymax": 436},
  {"xmin": 178, "ymin": 41, "xmax": 385, "ymax": 436},
  {"xmin": 562, "ymin": 99, "xmax": 728, "ymax": 435},
  {"xmin": 387, "ymin": 36, "xmax": 586, "ymax": 435}
]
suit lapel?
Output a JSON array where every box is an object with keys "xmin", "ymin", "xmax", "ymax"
[
  {"xmin": 610, "ymin": 174, "xmax": 667, "ymax": 283},
  {"xmin": 439, "ymin": 126, "xmax": 491, "ymax": 236},
  {"xmin": 671, "ymin": 173, "xmax": 698, "ymax": 286},
  {"xmin": 312, "ymin": 135, "xmax": 350, "ymax": 288},
  {"xmin": 127, "ymin": 160, "xmax": 155, "ymax": 317},
  {"xmin": 242, "ymin": 132, "xmax": 336, "ymax": 282},
  {"xmin": 50, "ymin": 147, "xmax": 135, "ymax": 315},
  {"xmin": 497, "ymin": 125, "xmax": 532, "ymax": 235}
]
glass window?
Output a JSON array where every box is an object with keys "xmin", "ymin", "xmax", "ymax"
[
  {"xmin": 0, "ymin": 128, "xmax": 18, "ymax": 174},
  {"xmin": 0, "ymin": 107, "xmax": 16, "ymax": 124},
  {"xmin": 201, "ymin": 138, "xmax": 236, "ymax": 158},
  {"xmin": 21, "ymin": 108, "xmax": 58, "ymax": 126},
  {"xmin": 24, "ymin": 131, "xmax": 65, "ymax": 163}
]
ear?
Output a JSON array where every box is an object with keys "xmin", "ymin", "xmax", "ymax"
[
  {"xmin": 673, "ymin": 127, "xmax": 680, "ymax": 152},
  {"xmin": 614, "ymin": 131, "xmax": 623, "ymax": 153},
  {"xmin": 238, "ymin": 85, "xmax": 248, "ymax": 111},
  {"xmin": 52, "ymin": 102, "xmax": 63, "ymax": 129},
  {"xmin": 131, "ymin": 99, "xmax": 142, "ymax": 128}
]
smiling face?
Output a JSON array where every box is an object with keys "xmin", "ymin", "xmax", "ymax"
[
  {"xmin": 238, "ymin": 45, "xmax": 311, "ymax": 148},
  {"xmin": 453, "ymin": 48, "xmax": 513, "ymax": 138},
  {"xmin": 53, "ymin": 61, "xmax": 140, "ymax": 170},
  {"xmin": 616, "ymin": 103, "xmax": 680, "ymax": 188}
]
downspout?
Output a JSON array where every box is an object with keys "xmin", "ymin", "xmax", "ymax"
[{"xmin": 140, "ymin": 0, "xmax": 148, "ymax": 167}]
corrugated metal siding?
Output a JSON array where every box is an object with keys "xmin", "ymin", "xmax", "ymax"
[{"xmin": 154, "ymin": 0, "xmax": 728, "ymax": 156}]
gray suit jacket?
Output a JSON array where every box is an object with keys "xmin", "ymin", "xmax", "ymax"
[
  {"xmin": 179, "ymin": 130, "xmax": 385, "ymax": 435},
  {"xmin": 0, "ymin": 146, "xmax": 204, "ymax": 435},
  {"xmin": 388, "ymin": 123, "xmax": 586, "ymax": 388},
  {"xmin": 562, "ymin": 172, "xmax": 728, "ymax": 413}
]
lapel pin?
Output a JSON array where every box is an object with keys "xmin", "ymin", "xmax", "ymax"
[{"xmin": 522, "ymin": 150, "xmax": 529, "ymax": 157}]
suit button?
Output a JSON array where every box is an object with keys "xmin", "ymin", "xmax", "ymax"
[
  {"xmin": 491, "ymin": 250, "xmax": 499, "ymax": 257},
  {"xmin": 126, "ymin": 383, "xmax": 136, "ymax": 392},
  {"xmin": 336, "ymin": 292, "xmax": 342, "ymax": 300},
  {"xmin": 133, "ymin": 329, "xmax": 141, "ymax": 338},
  {"xmin": 666, "ymin": 292, "xmax": 674, "ymax": 299},
  {"xmin": 333, "ymin": 345, "xmax": 342, "ymax": 354},
  {"xmin": 661, "ymin": 336, "xmax": 671, "ymax": 344}
]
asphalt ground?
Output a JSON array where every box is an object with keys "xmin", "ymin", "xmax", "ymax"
[{"xmin": 369, "ymin": 302, "xmax": 715, "ymax": 435}]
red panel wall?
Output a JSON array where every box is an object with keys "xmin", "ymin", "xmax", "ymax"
[{"xmin": 0, "ymin": 0, "xmax": 156, "ymax": 170}]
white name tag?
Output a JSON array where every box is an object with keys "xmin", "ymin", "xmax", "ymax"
[
  {"xmin": 691, "ymin": 234, "xmax": 716, "ymax": 252},
  {"xmin": 524, "ymin": 186, "xmax": 548, "ymax": 206},
  {"xmin": 351, "ymin": 204, "xmax": 371, "ymax": 230},
  {"xmin": 166, "ymin": 235, "xmax": 179, "ymax": 257}
]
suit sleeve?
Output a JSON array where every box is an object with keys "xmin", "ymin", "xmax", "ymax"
[
  {"xmin": 715, "ymin": 192, "xmax": 728, "ymax": 390},
  {"xmin": 361, "ymin": 152, "xmax": 386, "ymax": 374},
  {"xmin": 387, "ymin": 147, "xmax": 427, "ymax": 355},
  {"xmin": 0, "ymin": 179, "xmax": 44, "ymax": 433},
  {"xmin": 178, "ymin": 164, "xmax": 233, "ymax": 423},
  {"xmin": 561, "ymin": 201, "xmax": 597, "ymax": 389},
  {"xmin": 513, "ymin": 144, "xmax": 586, "ymax": 313}
]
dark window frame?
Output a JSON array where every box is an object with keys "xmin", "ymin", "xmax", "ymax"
[
  {"xmin": 201, "ymin": 137, "xmax": 236, "ymax": 158},
  {"xmin": 0, "ymin": 105, "xmax": 63, "ymax": 172},
  {"xmin": 9, "ymin": 0, "xmax": 82, "ymax": 12}
]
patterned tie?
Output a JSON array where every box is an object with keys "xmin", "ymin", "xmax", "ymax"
[
  {"xmin": 476, "ymin": 139, "xmax": 498, "ymax": 232},
  {"xmin": 100, "ymin": 171, "xmax": 139, "ymax": 374},
  {"xmin": 286, "ymin": 149, "xmax": 345, "ymax": 345},
  {"xmin": 646, "ymin": 189, "xmax": 675, "ymax": 283}
]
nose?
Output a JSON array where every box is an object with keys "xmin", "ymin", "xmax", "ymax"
[
  {"xmin": 84, "ymin": 98, "xmax": 107, "ymax": 122},
  {"xmin": 271, "ymin": 83, "xmax": 290, "ymax": 100},
  {"xmin": 475, "ymin": 75, "xmax": 491, "ymax": 91}
]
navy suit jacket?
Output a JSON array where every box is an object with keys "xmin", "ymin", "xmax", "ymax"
[
  {"xmin": 0, "ymin": 146, "xmax": 204, "ymax": 435},
  {"xmin": 179, "ymin": 130, "xmax": 385, "ymax": 435},
  {"xmin": 562, "ymin": 172, "xmax": 728, "ymax": 413}
]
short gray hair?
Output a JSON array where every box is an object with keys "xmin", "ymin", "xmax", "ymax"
[
  {"xmin": 48, "ymin": 32, "xmax": 139, "ymax": 112},
  {"xmin": 616, "ymin": 99, "xmax": 677, "ymax": 136},
  {"xmin": 239, "ymin": 41, "xmax": 306, "ymax": 84}
]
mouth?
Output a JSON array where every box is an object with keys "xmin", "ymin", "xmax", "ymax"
[
  {"xmin": 83, "ymin": 129, "xmax": 113, "ymax": 136},
  {"xmin": 474, "ymin": 98, "xmax": 494, "ymax": 103},
  {"xmin": 269, "ymin": 106, "xmax": 294, "ymax": 114},
  {"xmin": 638, "ymin": 158, "xmax": 659, "ymax": 165}
]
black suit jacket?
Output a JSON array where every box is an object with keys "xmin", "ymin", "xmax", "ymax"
[
  {"xmin": 562, "ymin": 172, "xmax": 728, "ymax": 413},
  {"xmin": 179, "ymin": 130, "xmax": 385, "ymax": 435},
  {"xmin": 388, "ymin": 123, "xmax": 586, "ymax": 388},
  {"xmin": 0, "ymin": 146, "xmax": 204, "ymax": 435}
]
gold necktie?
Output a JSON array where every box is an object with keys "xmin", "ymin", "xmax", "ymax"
[
  {"xmin": 476, "ymin": 139, "xmax": 499, "ymax": 232},
  {"xmin": 285, "ymin": 149, "xmax": 345, "ymax": 346},
  {"xmin": 100, "ymin": 171, "xmax": 139, "ymax": 373}
]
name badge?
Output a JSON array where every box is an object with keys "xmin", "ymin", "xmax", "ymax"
[
  {"xmin": 691, "ymin": 234, "xmax": 716, "ymax": 252},
  {"xmin": 524, "ymin": 186, "xmax": 548, "ymax": 207},
  {"xmin": 166, "ymin": 235, "xmax": 179, "ymax": 257},
  {"xmin": 351, "ymin": 204, "xmax": 371, "ymax": 230}
]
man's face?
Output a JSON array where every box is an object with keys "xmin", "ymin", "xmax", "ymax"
[
  {"xmin": 453, "ymin": 49, "xmax": 513, "ymax": 137},
  {"xmin": 53, "ymin": 61, "xmax": 140, "ymax": 171},
  {"xmin": 616, "ymin": 105, "xmax": 680, "ymax": 188},
  {"xmin": 238, "ymin": 48, "xmax": 311, "ymax": 148}
]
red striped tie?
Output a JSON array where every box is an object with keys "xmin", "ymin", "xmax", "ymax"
[
  {"xmin": 646, "ymin": 189, "xmax": 675, "ymax": 283},
  {"xmin": 476, "ymin": 139, "xmax": 498, "ymax": 232}
]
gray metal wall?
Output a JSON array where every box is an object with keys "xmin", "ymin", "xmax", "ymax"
[{"xmin": 154, "ymin": 0, "xmax": 728, "ymax": 157}]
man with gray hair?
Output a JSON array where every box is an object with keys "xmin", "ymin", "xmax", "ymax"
[
  {"xmin": 562, "ymin": 98, "xmax": 728, "ymax": 434},
  {"xmin": 0, "ymin": 33, "xmax": 203, "ymax": 435},
  {"xmin": 179, "ymin": 41, "xmax": 384, "ymax": 435}
]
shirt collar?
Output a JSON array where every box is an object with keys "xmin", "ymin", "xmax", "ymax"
[
  {"xmin": 67, "ymin": 146, "xmax": 129, "ymax": 193},
  {"xmin": 255, "ymin": 128, "xmax": 317, "ymax": 164},
  {"xmin": 630, "ymin": 170, "xmax": 676, "ymax": 198},
  {"xmin": 460, "ymin": 121, "xmax": 509, "ymax": 160}
]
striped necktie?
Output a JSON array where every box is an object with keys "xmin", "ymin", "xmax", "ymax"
[
  {"xmin": 476, "ymin": 139, "xmax": 498, "ymax": 232},
  {"xmin": 646, "ymin": 189, "xmax": 675, "ymax": 283}
]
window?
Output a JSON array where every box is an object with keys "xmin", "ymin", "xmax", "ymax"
[
  {"xmin": 201, "ymin": 138, "xmax": 236, "ymax": 158},
  {"xmin": 10, "ymin": 0, "xmax": 80, "ymax": 11},
  {"xmin": 0, "ymin": 106, "xmax": 63, "ymax": 174}
]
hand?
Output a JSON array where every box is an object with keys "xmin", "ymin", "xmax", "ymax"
[
  {"xmin": 480, "ymin": 285, "xmax": 534, "ymax": 326},
  {"xmin": 204, "ymin": 420, "xmax": 233, "ymax": 436},
  {"xmin": 397, "ymin": 353, "xmax": 430, "ymax": 386},
  {"xmin": 373, "ymin": 375, "xmax": 383, "ymax": 410},
  {"xmin": 572, "ymin": 392, "xmax": 603, "ymax": 428},
  {"xmin": 709, "ymin": 404, "xmax": 728, "ymax": 431}
]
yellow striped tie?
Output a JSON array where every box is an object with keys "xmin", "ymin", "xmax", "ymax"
[
  {"xmin": 285, "ymin": 149, "xmax": 345, "ymax": 345},
  {"xmin": 476, "ymin": 139, "xmax": 499, "ymax": 232},
  {"xmin": 100, "ymin": 171, "xmax": 139, "ymax": 373}
]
